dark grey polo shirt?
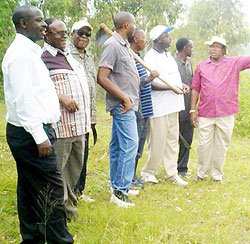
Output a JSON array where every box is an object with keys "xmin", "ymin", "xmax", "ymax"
[
  {"xmin": 174, "ymin": 55, "xmax": 193, "ymax": 121},
  {"xmin": 99, "ymin": 31, "xmax": 140, "ymax": 112}
]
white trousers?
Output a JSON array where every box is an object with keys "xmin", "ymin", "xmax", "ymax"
[
  {"xmin": 197, "ymin": 115, "xmax": 234, "ymax": 180},
  {"xmin": 141, "ymin": 112, "xmax": 179, "ymax": 179}
]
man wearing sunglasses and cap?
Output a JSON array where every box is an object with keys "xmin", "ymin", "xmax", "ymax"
[
  {"xmin": 141, "ymin": 25, "xmax": 188, "ymax": 186},
  {"xmin": 190, "ymin": 36, "xmax": 250, "ymax": 184},
  {"xmin": 69, "ymin": 19, "xmax": 97, "ymax": 203}
]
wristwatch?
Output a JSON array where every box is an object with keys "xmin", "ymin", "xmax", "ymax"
[{"xmin": 189, "ymin": 110, "xmax": 195, "ymax": 114}]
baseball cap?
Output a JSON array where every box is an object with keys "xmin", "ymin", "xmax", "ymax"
[
  {"xmin": 150, "ymin": 25, "xmax": 174, "ymax": 41},
  {"xmin": 204, "ymin": 36, "xmax": 227, "ymax": 47},
  {"xmin": 71, "ymin": 20, "xmax": 93, "ymax": 33}
]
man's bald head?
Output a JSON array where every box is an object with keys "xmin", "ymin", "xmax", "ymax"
[
  {"xmin": 12, "ymin": 5, "xmax": 38, "ymax": 30},
  {"xmin": 113, "ymin": 11, "xmax": 135, "ymax": 30}
]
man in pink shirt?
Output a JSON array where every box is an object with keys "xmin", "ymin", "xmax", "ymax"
[{"xmin": 190, "ymin": 36, "xmax": 250, "ymax": 183}]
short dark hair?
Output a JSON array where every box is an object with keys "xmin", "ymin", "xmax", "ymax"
[
  {"xmin": 128, "ymin": 28, "xmax": 142, "ymax": 43},
  {"xmin": 12, "ymin": 5, "xmax": 37, "ymax": 29},
  {"xmin": 176, "ymin": 37, "xmax": 190, "ymax": 52},
  {"xmin": 113, "ymin": 11, "xmax": 133, "ymax": 30},
  {"xmin": 44, "ymin": 17, "xmax": 58, "ymax": 29}
]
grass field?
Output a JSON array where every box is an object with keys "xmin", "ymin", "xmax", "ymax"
[{"xmin": 1, "ymin": 102, "xmax": 250, "ymax": 244}]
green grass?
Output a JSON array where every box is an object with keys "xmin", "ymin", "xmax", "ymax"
[{"xmin": 1, "ymin": 102, "xmax": 250, "ymax": 243}]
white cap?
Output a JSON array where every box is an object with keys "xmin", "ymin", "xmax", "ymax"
[
  {"xmin": 204, "ymin": 36, "xmax": 227, "ymax": 47},
  {"xmin": 71, "ymin": 20, "xmax": 92, "ymax": 33},
  {"xmin": 150, "ymin": 25, "xmax": 174, "ymax": 41}
]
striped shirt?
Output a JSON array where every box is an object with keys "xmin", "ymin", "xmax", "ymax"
[
  {"xmin": 42, "ymin": 43, "xmax": 91, "ymax": 138},
  {"xmin": 135, "ymin": 52, "xmax": 154, "ymax": 118}
]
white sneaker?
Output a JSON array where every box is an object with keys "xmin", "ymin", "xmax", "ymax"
[
  {"xmin": 172, "ymin": 176, "xmax": 188, "ymax": 185},
  {"xmin": 110, "ymin": 192, "xmax": 135, "ymax": 208},
  {"xmin": 79, "ymin": 194, "xmax": 95, "ymax": 203},
  {"xmin": 128, "ymin": 189, "xmax": 140, "ymax": 196},
  {"xmin": 141, "ymin": 174, "xmax": 158, "ymax": 184}
]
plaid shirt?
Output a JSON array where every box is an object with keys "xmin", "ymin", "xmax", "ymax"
[
  {"xmin": 42, "ymin": 43, "xmax": 91, "ymax": 138},
  {"xmin": 69, "ymin": 42, "xmax": 97, "ymax": 124}
]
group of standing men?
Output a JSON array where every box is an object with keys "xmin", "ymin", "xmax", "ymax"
[
  {"xmin": 3, "ymin": 4, "xmax": 250, "ymax": 244},
  {"xmin": 98, "ymin": 12, "xmax": 194, "ymax": 208}
]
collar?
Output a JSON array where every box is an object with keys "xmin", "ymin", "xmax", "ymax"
[
  {"xmin": 43, "ymin": 42, "xmax": 69, "ymax": 57},
  {"xmin": 113, "ymin": 31, "xmax": 130, "ymax": 47},
  {"xmin": 207, "ymin": 56, "xmax": 227, "ymax": 64},
  {"xmin": 152, "ymin": 46, "xmax": 168, "ymax": 54},
  {"xmin": 175, "ymin": 54, "xmax": 190, "ymax": 66},
  {"xmin": 16, "ymin": 33, "xmax": 42, "ymax": 55},
  {"xmin": 68, "ymin": 41, "xmax": 89, "ymax": 57}
]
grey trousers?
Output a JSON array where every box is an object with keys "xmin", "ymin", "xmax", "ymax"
[{"xmin": 55, "ymin": 135, "xmax": 85, "ymax": 218}]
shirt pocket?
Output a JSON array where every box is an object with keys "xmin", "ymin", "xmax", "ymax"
[{"xmin": 121, "ymin": 56, "xmax": 132, "ymax": 71}]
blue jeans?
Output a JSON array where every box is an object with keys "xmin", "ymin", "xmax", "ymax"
[{"xmin": 110, "ymin": 105, "xmax": 138, "ymax": 195}]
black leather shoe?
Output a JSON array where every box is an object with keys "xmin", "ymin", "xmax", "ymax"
[{"xmin": 131, "ymin": 175, "xmax": 145, "ymax": 188}]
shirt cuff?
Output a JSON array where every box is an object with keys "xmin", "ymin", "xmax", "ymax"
[{"xmin": 32, "ymin": 128, "xmax": 49, "ymax": 144}]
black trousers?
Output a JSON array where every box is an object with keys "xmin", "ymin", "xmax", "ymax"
[
  {"xmin": 177, "ymin": 119, "xmax": 194, "ymax": 173},
  {"xmin": 6, "ymin": 123, "xmax": 73, "ymax": 244},
  {"xmin": 75, "ymin": 133, "xmax": 89, "ymax": 194}
]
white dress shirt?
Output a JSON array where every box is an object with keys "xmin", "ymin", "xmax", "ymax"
[
  {"xmin": 144, "ymin": 48, "xmax": 185, "ymax": 118},
  {"xmin": 2, "ymin": 33, "xmax": 60, "ymax": 144}
]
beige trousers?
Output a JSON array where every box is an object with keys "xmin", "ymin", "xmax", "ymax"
[
  {"xmin": 141, "ymin": 112, "xmax": 179, "ymax": 179},
  {"xmin": 55, "ymin": 135, "xmax": 85, "ymax": 218},
  {"xmin": 197, "ymin": 116, "xmax": 234, "ymax": 180}
]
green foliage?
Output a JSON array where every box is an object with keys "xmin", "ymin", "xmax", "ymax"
[
  {"xmin": 173, "ymin": 0, "xmax": 250, "ymax": 64},
  {"xmin": 0, "ymin": 0, "xmax": 19, "ymax": 85},
  {"xmin": 234, "ymin": 71, "xmax": 250, "ymax": 138}
]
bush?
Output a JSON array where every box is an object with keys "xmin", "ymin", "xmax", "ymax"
[{"xmin": 234, "ymin": 71, "xmax": 250, "ymax": 138}]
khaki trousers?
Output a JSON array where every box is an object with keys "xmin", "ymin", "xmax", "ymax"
[
  {"xmin": 55, "ymin": 135, "xmax": 85, "ymax": 218},
  {"xmin": 141, "ymin": 112, "xmax": 179, "ymax": 179},
  {"xmin": 197, "ymin": 116, "xmax": 234, "ymax": 180}
]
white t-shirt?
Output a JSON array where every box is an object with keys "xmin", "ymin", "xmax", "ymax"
[{"xmin": 144, "ymin": 48, "xmax": 185, "ymax": 118}]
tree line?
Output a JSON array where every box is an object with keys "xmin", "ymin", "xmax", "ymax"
[{"xmin": 0, "ymin": 0, "xmax": 249, "ymax": 85}]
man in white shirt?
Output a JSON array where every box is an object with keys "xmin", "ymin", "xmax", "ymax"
[
  {"xmin": 2, "ymin": 5, "xmax": 73, "ymax": 243},
  {"xmin": 141, "ymin": 25, "xmax": 188, "ymax": 185}
]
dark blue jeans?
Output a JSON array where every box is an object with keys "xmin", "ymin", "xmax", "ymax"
[{"xmin": 109, "ymin": 106, "xmax": 138, "ymax": 194}]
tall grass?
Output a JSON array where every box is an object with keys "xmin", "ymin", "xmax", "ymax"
[{"xmin": 1, "ymin": 91, "xmax": 250, "ymax": 243}]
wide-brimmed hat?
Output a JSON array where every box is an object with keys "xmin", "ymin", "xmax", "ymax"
[
  {"xmin": 204, "ymin": 36, "xmax": 227, "ymax": 47},
  {"xmin": 150, "ymin": 25, "xmax": 174, "ymax": 41},
  {"xmin": 71, "ymin": 20, "xmax": 92, "ymax": 33}
]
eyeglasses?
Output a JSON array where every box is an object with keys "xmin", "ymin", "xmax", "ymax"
[
  {"xmin": 209, "ymin": 45, "xmax": 224, "ymax": 50},
  {"xmin": 76, "ymin": 30, "xmax": 91, "ymax": 38},
  {"xmin": 47, "ymin": 31, "xmax": 68, "ymax": 37}
]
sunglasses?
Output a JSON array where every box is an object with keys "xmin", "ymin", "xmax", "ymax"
[{"xmin": 76, "ymin": 30, "xmax": 91, "ymax": 38}]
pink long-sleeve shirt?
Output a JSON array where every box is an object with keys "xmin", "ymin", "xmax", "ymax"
[{"xmin": 191, "ymin": 56, "xmax": 250, "ymax": 117}]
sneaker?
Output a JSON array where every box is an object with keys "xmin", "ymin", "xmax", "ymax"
[
  {"xmin": 141, "ymin": 174, "xmax": 158, "ymax": 184},
  {"xmin": 178, "ymin": 172, "xmax": 190, "ymax": 179},
  {"xmin": 212, "ymin": 179, "xmax": 224, "ymax": 184},
  {"xmin": 172, "ymin": 176, "xmax": 188, "ymax": 185},
  {"xmin": 79, "ymin": 194, "xmax": 95, "ymax": 203},
  {"xmin": 128, "ymin": 189, "xmax": 140, "ymax": 196},
  {"xmin": 131, "ymin": 175, "xmax": 145, "ymax": 188},
  {"xmin": 110, "ymin": 191, "xmax": 135, "ymax": 208},
  {"xmin": 193, "ymin": 175, "xmax": 204, "ymax": 181}
]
